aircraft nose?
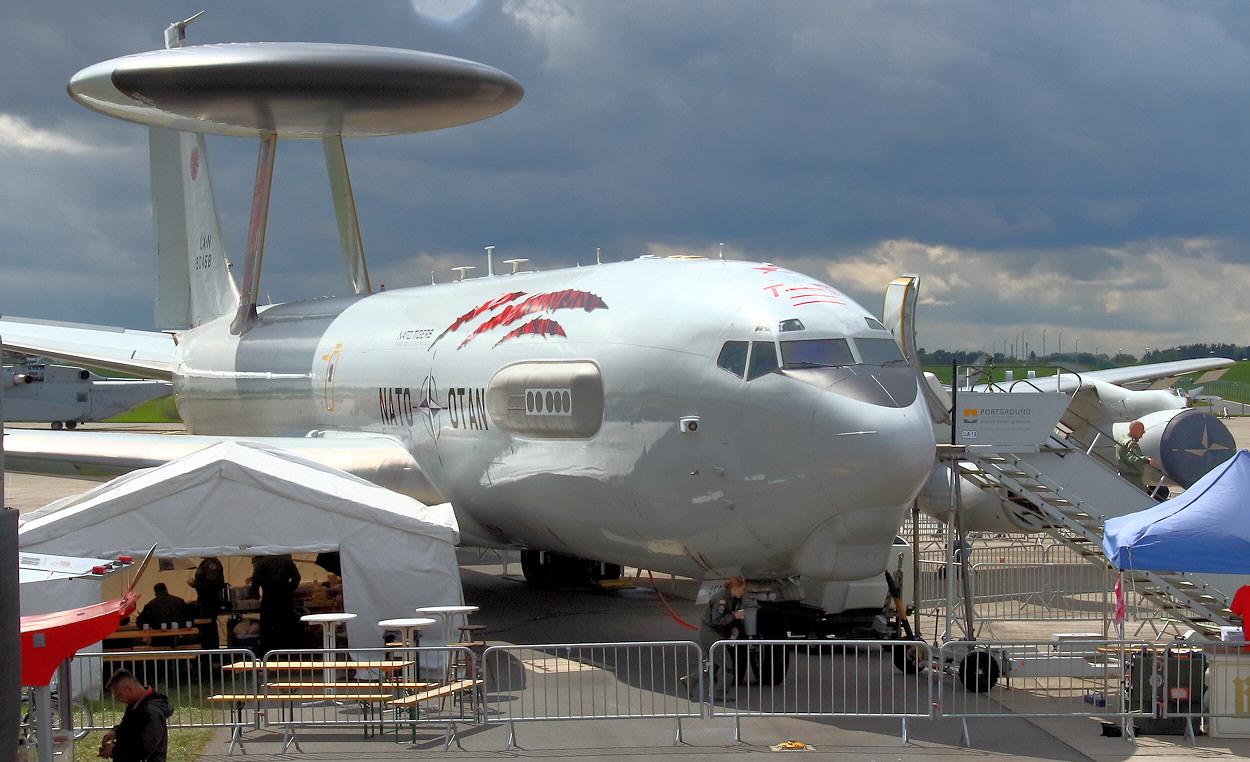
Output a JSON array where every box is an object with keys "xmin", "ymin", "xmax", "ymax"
[
  {"xmin": 780, "ymin": 365, "xmax": 919, "ymax": 408},
  {"xmin": 808, "ymin": 380, "xmax": 935, "ymax": 508},
  {"xmin": 787, "ymin": 381, "xmax": 935, "ymax": 581}
]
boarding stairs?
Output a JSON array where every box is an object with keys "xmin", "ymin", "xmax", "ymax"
[{"xmin": 953, "ymin": 441, "xmax": 1236, "ymax": 636}]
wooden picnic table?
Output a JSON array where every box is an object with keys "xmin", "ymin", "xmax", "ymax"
[{"xmin": 222, "ymin": 659, "xmax": 414, "ymax": 673}]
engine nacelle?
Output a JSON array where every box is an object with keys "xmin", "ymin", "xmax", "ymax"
[
  {"xmin": 1108, "ymin": 408, "xmax": 1236, "ymax": 488},
  {"xmin": 917, "ymin": 461, "xmax": 1045, "ymax": 533}
]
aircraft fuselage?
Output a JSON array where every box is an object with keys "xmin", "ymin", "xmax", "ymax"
[{"xmin": 174, "ymin": 257, "xmax": 936, "ymax": 581}]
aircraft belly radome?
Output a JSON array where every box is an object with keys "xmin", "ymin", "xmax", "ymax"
[{"xmin": 68, "ymin": 43, "xmax": 523, "ymax": 139}]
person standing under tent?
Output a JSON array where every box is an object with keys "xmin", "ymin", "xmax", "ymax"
[{"xmin": 249, "ymin": 554, "xmax": 302, "ymax": 656}]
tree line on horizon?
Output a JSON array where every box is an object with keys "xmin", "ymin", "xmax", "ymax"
[{"xmin": 918, "ymin": 343, "xmax": 1250, "ymax": 369}]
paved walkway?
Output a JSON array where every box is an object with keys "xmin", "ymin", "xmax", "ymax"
[{"xmin": 198, "ymin": 711, "xmax": 1250, "ymax": 761}]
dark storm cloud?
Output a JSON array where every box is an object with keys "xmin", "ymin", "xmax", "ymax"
[{"xmin": 1, "ymin": 1, "xmax": 1248, "ymax": 349}]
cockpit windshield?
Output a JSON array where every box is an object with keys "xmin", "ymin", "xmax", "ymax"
[
  {"xmin": 854, "ymin": 337, "xmax": 907, "ymax": 365},
  {"xmin": 718, "ymin": 335, "xmax": 907, "ymax": 379},
  {"xmin": 780, "ymin": 338, "xmax": 854, "ymax": 369}
]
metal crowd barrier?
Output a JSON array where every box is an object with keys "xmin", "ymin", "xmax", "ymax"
[
  {"xmin": 705, "ymin": 639, "xmax": 932, "ymax": 745},
  {"xmin": 69, "ymin": 648, "xmax": 259, "ymax": 735},
  {"xmin": 917, "ymin": 560, "xmax": 1112, "ymax": 618},
  {"xmin": 934, "ymin": 638, "xmax": 1130, "ymax": 746},
  {"xmin": 63, "ymin": 636, "xmax": 1250, "ymax": 752},
  {"xmin": 481, "ymin": 641, "xmax": 702, "ymax": 749},
  {"xmin": 968, "ymin": 562, "xmax": 1113, "ymax": 620},
  {"xmin": 1156, "ymin": 641, "xmax": 1250, "ymax": 743}
]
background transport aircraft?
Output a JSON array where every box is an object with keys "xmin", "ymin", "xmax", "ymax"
[
  {"xmin": 2, "ymin": 362, "xmax": 171, "ymax": 429},
  {"xmin": 882, "ymin": 275, "xmax": 1237, "ymax": 534},
  {"xmin": 0, "ymin": 24, "xmax": 938, "ymax": 655}
]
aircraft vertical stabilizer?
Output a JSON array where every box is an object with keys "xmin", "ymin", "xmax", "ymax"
[{"xmin": 149, "ymin": 127, "xmax": 239, "ymax": 329}]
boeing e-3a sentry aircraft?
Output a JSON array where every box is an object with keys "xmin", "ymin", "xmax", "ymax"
[{"xmin": 0, "ymin": 21, "xmax": 936, "ymax": 652}]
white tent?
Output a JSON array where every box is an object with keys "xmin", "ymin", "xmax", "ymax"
[{"xmin": 17, "ymin": 441, "xmax": 462, "ymax": 648}]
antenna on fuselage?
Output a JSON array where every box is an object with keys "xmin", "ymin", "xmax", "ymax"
[
  {"xmin": 719, "ymin": 242, "xmax": 724, "ymax": 260},
  {"xmin": 453, "ymin": 266, "xmax": 475, "ymax": 281},
  {"xmin": 503, "ymin": 258, "xmax": 528, "ymax": 274},
  {"xmin": 596, "ymin": 247, "xmax": 601, "ymax": 265},
  {"xmin": 485, "ymin": 245, "xmax": 495, "ymax": 276}
]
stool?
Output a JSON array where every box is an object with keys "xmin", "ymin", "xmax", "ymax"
[
  {"xmin": 449, "ymin": 626, "xmax": 486, "ymax": 680},
  {"xmin": 448, "ymin": 625, "xmax": 490, "ymax": 715},
  {"xmin": 458, "ymin": 625, "xmax": 487, "ymax": 646}
]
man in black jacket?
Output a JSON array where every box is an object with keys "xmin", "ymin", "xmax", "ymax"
[{"xmin": 98, "ymin": 669, "xmax": 173, "ymax": 762}]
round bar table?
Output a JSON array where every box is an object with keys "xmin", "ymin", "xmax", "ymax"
[
  {"xmin": 301, "ymin": 612, "xmax": 357, "ymax": 692},
  {"xmin": 413, "ymin": 605, "xmax": 480, "ymax": 646},
  {"xmin": 414, "ymin": 605, "xmax": 480, "ymax": 681},
  {"xmin": 378, "ymin": 617, "xmax": 438, "ymax": 685}
]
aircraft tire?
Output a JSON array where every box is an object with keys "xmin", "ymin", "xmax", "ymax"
[
  {"xmin": 51, "ymin": 421, "xmax": 63, "ymax": 430},
  {"xmin": 958, "ymin": 649, "xmax": 1000, "ymax": 692},
  {"xmin": 65, "ymin": 420, "xmax": 78, "ymax": 430},
  {"xmin": 520, "ymin": 549, "xmax": 557, "ymax": 587}
]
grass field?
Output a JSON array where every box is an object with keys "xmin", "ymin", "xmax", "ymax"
[
  {"xmin": 1217, "ymin": 360, "xmax": 1250, "ymax": 384},
  {"xmin": 74, "ymin": 726, "xmax": 213, "ymax": 762},
  {"xmin": 104, "ymin": 396, "xmax": 181, "ymax": 423}
]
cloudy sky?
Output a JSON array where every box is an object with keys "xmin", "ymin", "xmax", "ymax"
[{"xmin": 2, "ymin": 1, "xmax": 1248, "ymax": 358}]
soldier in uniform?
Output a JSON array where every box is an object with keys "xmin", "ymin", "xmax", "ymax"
[
  {"xmin": 698, "ymin": 576, "xmax": 747, "ymax": 696},
  {"xmin": 1116, "ymin": 420, "xmax": 1156, "ymax": 492}
]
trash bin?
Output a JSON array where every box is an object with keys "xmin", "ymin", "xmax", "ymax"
[{"xmin": 1127, "ymin": 647, "xmax": 1203, "ymax": 735}]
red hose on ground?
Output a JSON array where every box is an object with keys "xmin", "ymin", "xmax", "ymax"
[{"xmin": 647, "ymin": 570, "xmax": 698, "ymax": 630}]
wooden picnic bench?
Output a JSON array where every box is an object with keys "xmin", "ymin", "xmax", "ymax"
[
  {"xmin": 385, "ymin": 678, "xmax": 480, "ymax": 709},
  {"xmin": 211, "ymin": 661, "xmax": 424, "ymax": 753},
  {"xmin": 384, "ymin": 677, "xmax": 483, "ymax": 749}
]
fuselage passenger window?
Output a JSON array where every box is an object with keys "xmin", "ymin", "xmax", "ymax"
[
  {"xmin": 747, "ymin": 341, "xmax": 779, "ymax": 380},
  {"xmin": 780, "ymin": 338, "xmax": 854, "ymax": 368},
  {"xmin": 716, "ymin": 341, "xmax": 749, "ymax": 378}
]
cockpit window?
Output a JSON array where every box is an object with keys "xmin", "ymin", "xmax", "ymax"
[
  {"xmin": 778, "ymin": 318, "xmax": 805, "ymax": 332},
  {"xmin": 747, "ymin": 341, "xmax": 779, "ymax": 380},
  {"xmin": 780, "ymin": 338, "xmax": 854, "ymax": 368},
  {"xmin": 716, "ymin": 341, "xmax": 748, "ymax": 378},
  {"xmin": 854, "ymin": 337, "xmax": 907, "ymax": 365},
  {"xmin": 864, "ymin": 317, "xmax": 887, "ymax": 331}
]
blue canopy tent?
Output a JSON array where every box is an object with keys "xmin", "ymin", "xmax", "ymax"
[{"xmin": 1102, "ymin": 449, "xmax": 1250, "ymax": 573}]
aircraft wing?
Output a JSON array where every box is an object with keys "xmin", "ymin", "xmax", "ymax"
[
  {"xmin": 1059, "ymin": 358, "xmax": 1234, "ymax": 390},
  {"xmin": 0, "ymin": 316, "xmax": 175, "ymax": 379},
  {"xmin": 2, "ymin": 428, "xmax": 436, "ymax": 498},
  {"xmin": 989, "ymin": 357, "xmax": 1235, "ymax": 394}
]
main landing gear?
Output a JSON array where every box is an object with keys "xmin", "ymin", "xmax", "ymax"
[{"xmin": 519, "ymin": 550, "xmax": 622, "ymax": 588}]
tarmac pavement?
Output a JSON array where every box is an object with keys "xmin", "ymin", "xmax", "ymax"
[{"xmin": 184, "ymin": 552, "xmax": 1250, "ymax": 761}]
